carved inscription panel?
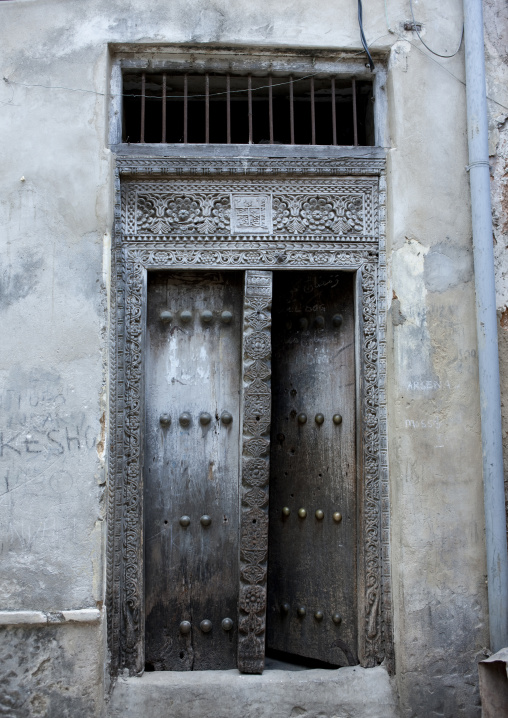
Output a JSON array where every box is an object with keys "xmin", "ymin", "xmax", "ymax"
[{"xmin": 231, "ymin": 195, "xmax": 272, "ymax": 234}]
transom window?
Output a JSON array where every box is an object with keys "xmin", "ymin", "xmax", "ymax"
[{"xmin": 122, "ymin": 72, "xmax": 374, "ymax": 146}]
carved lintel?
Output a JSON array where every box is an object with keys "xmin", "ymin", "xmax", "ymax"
[
  {"xmin": 123, "ymin": 179, "xmax": 377, "ymax": 239},
  {"xmin": 238, "ymin": 270, "xmax": 272, "ymax": 674}
]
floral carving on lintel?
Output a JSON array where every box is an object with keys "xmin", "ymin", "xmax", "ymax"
[
  {"xmin": 210, "ymin": 197, "xmax": 231, "ymax": 231},
  {"xmin": 128, "ymin": 187, "xmax": 370, "ymax": 238},
  {"xmin": 135, "ymin": 193, "xmax": 234, "ymax": 234},
  {"xmin": 297, "ymin": 195, "xmax": 364, "ymax": 234},
  {"xmin": 300, "ymin": 196, "xmax": 336, "ymax": 230},
  {"xmin": 137, "ymin": 194, "xmax": 205, "ymax": 234},
  {"xmin": 272, "ymin": 197, "xmax": 291, "ymax": 231}
]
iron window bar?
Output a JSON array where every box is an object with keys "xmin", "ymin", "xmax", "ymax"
[
  {"xmin": 183, "ymin": 74, "xmax": 188, "ymax": 144},
  {"xmin": 289, "ymin": 75, "xmax": 295, "ymax": 145},
  {"xmin": 122, "ymin": 71, "xmax": 373, "ymax": 146},
  {"xmin": 161, "ymin": 73, "xmax": 166, "ymax": 143}
]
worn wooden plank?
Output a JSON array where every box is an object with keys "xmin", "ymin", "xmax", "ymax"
[
  {"xmin": 144, "ymin": 271, "xmax": 242, "ymax": 670},
  {"xmin": 266, "ymin": 271, "xmax": 357, "ymax": 667},
  {"xmin": 111, "ymin": 143, "xmax": 386, "ymax": 160}
]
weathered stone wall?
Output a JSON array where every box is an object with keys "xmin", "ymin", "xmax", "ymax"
[
  {"xmin": 0, "ymin": 1, "xmax": 493, "ymax": 716},
  {"xmin": 385, "ymin": 26, "xmax": 488, "ymax": 715},
  {"xmin": 0, "ymin": 616, "xmax": 106, "ymax": 718},
  {"xmin": 484, "ymin": 0, "xmax": 508, "ymax": 544}
]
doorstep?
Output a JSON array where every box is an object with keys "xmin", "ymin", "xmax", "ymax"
[{"xmin": 107, "ymin": 663, "xmax": 398, "ymax": 718}]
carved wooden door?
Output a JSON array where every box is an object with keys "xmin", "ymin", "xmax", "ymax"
[
  {"xmin": 266, "ymin": 271, "xmax": 358, "ymax": 667},
  {"xmin": 115, "ymin": 165, "xmax": 386, "ymax": 677},
  {"xmin": 144, "ymin": 271, "xmax": 243, "ymax": 670}
]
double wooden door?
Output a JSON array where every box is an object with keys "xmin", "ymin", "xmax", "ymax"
[{"xmin": 144, "ymin": 270, "xmax": 357, "ymax": 671}]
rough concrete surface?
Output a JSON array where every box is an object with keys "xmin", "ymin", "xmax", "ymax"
[
  {"xmin": 108, "ymin": 665, "xmax": 399, "ymax": 718},
  {"xmin": 386, "ymin": 31, "xmax": 488, "ymax": 718},
  {"xmin": 0, "ymin": 622, "xmax": 105, "ymax": 718}
]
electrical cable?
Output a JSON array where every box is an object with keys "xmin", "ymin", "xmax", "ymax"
[
  {"xmin": 384, "ymin": 0, "xmax": 396, "ymax": 34},
  {"xmin": 381, "ymin": 0, "xmax": 508, "ymax": 111},
  {"xmin": 4, "ymin": 64, "xmax": 508, "ymax": 112},
  {"xmin": 3, "ymin": 72, "xmax": 327, "ymax": 101},
  {"xmin": 3, "ymin": 26, "xmax": 508, "ymax": 114},
  {"xmin": 409, "ymin": 0, "xmax": 464, "ymax": 58},
  {"xmin": 357, "ymin": 0, "xmax": 375, "ymax": 71}
]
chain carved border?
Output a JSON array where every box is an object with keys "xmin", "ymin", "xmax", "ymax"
[
  {"xmin": 108, "ymin": 156, "xmax": 390, "ymax": 676},
  {"xmin": 116, "ymin": 156, "xmax": 385, "ymax": 177}
]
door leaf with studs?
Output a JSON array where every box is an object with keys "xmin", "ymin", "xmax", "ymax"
[
  {"xmin": 267, "ymin": 271, "xmax": 358, "ymax": 667},
  {"xmin": 144, "ymin": 268, "xmax": 357, "ymax": 671},
  {"xmin": 144, "ymin": 271, "xmax": 243, "ymax": 670}
]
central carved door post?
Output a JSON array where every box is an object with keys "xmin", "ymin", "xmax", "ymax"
[{"xmin": 238, "ymin": 270, "xmax": 273, "ymax": 674}]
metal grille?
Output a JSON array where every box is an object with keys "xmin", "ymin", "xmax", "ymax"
[{"xmin": 122, "ymin": 73, "xmax": 374, "ymax": 146}]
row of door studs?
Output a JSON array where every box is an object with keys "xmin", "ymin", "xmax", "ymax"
[
  {"xmin": 285, "ymin": 314, "xmax": 343, "ymax": 330},
  {"xmin": 160, "ymin": 412, "xmax": 342, "ymax": 428},
  {"xmin": 280, "ymin": 605, "xmax": 343, "ymax": 625},
  {"xmin": 159, "ymin": 310, "xmax": 343, "ymax": 330},
  {"xmin": 176, "ymin": 515, "xmax": 211, "ymax": 527},
  {"xmin": 159, "ymin": 411, "xmax": 233, "ymax": 428},
  {"xmin": 160, "ymin": 309, "xmax": 233, "ymax": 325},
  {"xmin": 295, "ymin": 413, "xmax": 342, "ymax": 425},
  {"xmin": 179, "ymin": 613, "xmax": 342, "ymax": 633},
  {"xmin": 171, "ymin": 511, "xmax": 342, "ymax": 527},
  {"xmin": 179, "ymin": 618, "xmax": 234, "ymax": 634},
  {"xmin": 282, "ymin": 507, "xmax": 342, "ymax": 522}
]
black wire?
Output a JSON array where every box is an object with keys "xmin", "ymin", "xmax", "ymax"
[
  {"xmin": 358, "ymin": 0, "xmax": 375, "ymax": 72},
  {"xmin": 409, "ymin": 0, "xmax": 463, "ymax": 58}
]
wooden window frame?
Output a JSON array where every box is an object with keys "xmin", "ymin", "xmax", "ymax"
[{"xmin": 108, "ymin": 45, "xmax": 388, "ymax": 150}]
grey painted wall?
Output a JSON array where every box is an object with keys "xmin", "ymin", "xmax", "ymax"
[{"xmin": 0, "ymin": 0, "xmax": 494, "ymax": 716}]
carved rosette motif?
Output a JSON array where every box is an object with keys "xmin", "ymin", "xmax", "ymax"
[
  {"xmin": 109, "ymin": 157, "xmax": 390, "ymax": 676},
  {"xmin": 238, "ymin": 270, "xmax": 272, "ymax": 674},
  {"xmin": 297, "ymin": 195, "xmax": 364, "ymax": 234}
]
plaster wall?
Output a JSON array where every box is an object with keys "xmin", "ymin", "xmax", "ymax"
[{"xmin": 0, "ymin": 0, "xmax": 490, "ymax": 716}]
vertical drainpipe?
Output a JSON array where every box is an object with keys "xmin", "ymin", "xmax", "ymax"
[{"xmin": 463, "ymin": 0, "xmax": 508, "ymax": 651}]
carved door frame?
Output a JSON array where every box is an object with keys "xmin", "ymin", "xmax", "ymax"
[{"xmin": 107, "ymin": 155, "xmax": 391, "ymax": 675}]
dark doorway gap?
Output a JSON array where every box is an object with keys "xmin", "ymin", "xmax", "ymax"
[{"xmin": 265, "ymin": 647, "xmax": 340, "ymax": 670}]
